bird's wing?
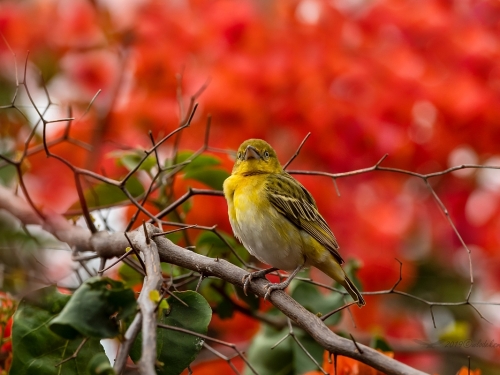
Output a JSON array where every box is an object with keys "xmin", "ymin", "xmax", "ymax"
[{"xmin": 266, "ymin": 173, "xmax": 344, "ymax": 264}]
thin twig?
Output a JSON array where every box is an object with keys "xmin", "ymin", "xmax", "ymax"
[
  {"xmin": 54, "ymin": 338, "xmax": 89, "ymax": 367},
  {"xmin": 157, "ymin": 323, "xmax": 258, "ymax": 375},
  {"xmin": 283, "ymin": 132, "xmax": 311, "ymax": 169}
]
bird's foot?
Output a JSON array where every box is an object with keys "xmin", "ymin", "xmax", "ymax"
[
  {"xmin": 263, "ymin": 280, "xmax": 291, "ymax": 300},
  {"xmin": 241, "ymin": 268, "xmax": 278, "ymax": 296},
  {"xmin": 262, "ymin": 263, "xmax": 304, "ymax": 300}
]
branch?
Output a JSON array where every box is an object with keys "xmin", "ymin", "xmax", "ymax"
[
  {"xmin": 131, "ymin": 224, "xmax": 163, "ymax": 375},
  {"xmin": 283, "ymin": 132, "xmax": 311, "ymax": 170},
  {"xmin": 5, "ymin": 179, "xmax": 498, "ymax": 374},
  {"xmin": 114, "ymin": 313, "xmax": 142, "ymax": 374},
  {"xmin": 147, "ymin": 225, "xmax": 427, "ymax": 375},
  {"xmin": 0, "ymin": 184, "xmax": 426, "ymax": 373},
  {"xmin": 0, "ymin": 185, "xmax": 43, "ymax": 226}
]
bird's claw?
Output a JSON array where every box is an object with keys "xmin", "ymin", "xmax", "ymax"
[
  {"xmin": 242, "ymin": 274, "xmax": 253, "ymax": 296},
  {"xmin": 263, "ymin": 282, "xmax": 287, "ymax": 300},
  {"xmin": 242, "ymin": 268, "xmax": 278, "ymax": 296}
]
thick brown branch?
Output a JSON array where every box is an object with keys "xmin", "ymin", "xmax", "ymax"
[{"xmin": 147, "ymin": 226, "xmax": 428, "ymax": 375}]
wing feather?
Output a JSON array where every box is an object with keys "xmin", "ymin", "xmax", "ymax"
[{"xmin": 266, "ymin": 173, "xmax": 344, "ymax": 264}]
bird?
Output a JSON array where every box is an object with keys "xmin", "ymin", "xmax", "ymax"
[{"xmin": 223, "ymin": 139, "xmax": 365, "ymax": 307}]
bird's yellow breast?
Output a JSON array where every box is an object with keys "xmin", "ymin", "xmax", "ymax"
[{"xmin": 223, "ymin": 173, "xmax": 269, "ymax": 224}]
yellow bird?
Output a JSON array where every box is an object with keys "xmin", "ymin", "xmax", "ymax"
[{"xmin": 223, "ymin": 139, "xmax": 365, "ymax": 307}]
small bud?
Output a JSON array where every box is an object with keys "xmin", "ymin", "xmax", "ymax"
[{"xmin": 149, "ymin": 290, "xmax": 161, "ymax": 303}]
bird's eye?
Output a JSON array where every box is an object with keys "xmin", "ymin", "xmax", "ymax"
[
  {"xmin": 237, "ymin": 152, "xmax": 242, "ymax": 160},
  {"xmin": 264, "ymin": 150, "xmax": 270, "ymax": 159}
]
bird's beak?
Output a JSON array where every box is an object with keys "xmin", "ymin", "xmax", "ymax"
[{"xmin": 244, "ymin": 145, "xmax": 261, "ymax": 161}]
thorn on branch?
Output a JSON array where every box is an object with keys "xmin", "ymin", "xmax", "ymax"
[
  {"xmin": 192, "ymin": 77, "xmax": 211, "ymax": 100},
  {"xmin": 391, "ymin": 258, "xmax": 403, "ymax": 291},
  {"xmin": 185, "ymin": 102, "xmax": 199, "ymax": 127},
  {"xmin": 332, "ymin": 177, "xmax": 340, "ymax": 197},
  {"xmin": 349, "ymin": 333, "xmax": 363, "ymax": 355},
  {"xmin": 196, "ymin": 273, "xmax": 205, "ymax": 292},
  {"xmin": 283, "ymin": 132, "xmax": 311, "ymax": 170},
  {"xmin": 375, "ymin": 153, "xmax": 389, "ymax": 167},
  {"xmin": 150, "ymin": 224, "xmax": 199, "ymax": 238},
  {"xmin": 204, "ymin": 115, "xmax": 212, "ymax": 149},
  {"xmin": 98, "ymin": 258, "xmax": 106, "ymax": 275},
  {"xmin": 163, "ymin": 289, "xmax": 189, "ymax": 307},
  {"xmin": 79, "ymin": 259, "xmax": 94, "ymax": 277},
  {"xmin": 124, "ymin": 232, "xmax": 147, "ymax": 273},
  {"xmin": 97, "ymin": 246, "xmax": 136, "ymax": 275},
  {"xmin": 142, "ymin": 220, "xmax": 151, "ymax": 245},
  {"xmin": 320, "ymin": 301, "xmax": 356, "ymax": 321}
]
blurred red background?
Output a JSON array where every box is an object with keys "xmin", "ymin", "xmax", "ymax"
[{"xmin": 1, "ymin": 0, "xmax": 500, "ymax": 373}]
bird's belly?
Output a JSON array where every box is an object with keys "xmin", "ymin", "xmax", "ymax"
[{"xmin": 231, "ymin": 203, "xmax": 304, "ymax": 271}]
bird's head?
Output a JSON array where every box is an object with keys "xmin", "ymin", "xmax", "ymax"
[{"xmin": 232, "ymin": 139, "xmax": 282, "ymax": 175}]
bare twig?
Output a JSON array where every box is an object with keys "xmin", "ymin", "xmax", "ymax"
[
  {"xmin": 283, "ymin": 132, "xmax": 311, "ymax": 170},
  {"xmin": 202, "ymin": 343, "xmax": 242, "ymax": 375},
  {"xmin": 157, "ymin": 322, "xmax": 257, "ymax": 375},
  {"xmin": 286, "ymin": 318, "xmax": 328, "ymax": 375},
  {"xmin": 54, "ymin": 338, "xmax": 89, "ymax": 367}
]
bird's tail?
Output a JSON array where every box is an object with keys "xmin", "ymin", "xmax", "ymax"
[
  {"xmin": 314, "ymin": 257, "xmax": 366, "ymax": 307},
  {"xmin": 340, "ymin": 273, "xmax": 365, "ymax": 307}
]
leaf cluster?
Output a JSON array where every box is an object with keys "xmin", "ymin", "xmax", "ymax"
[{"xmin": 9, "ymin": 279, "xmax": 212, "ymax": 375}]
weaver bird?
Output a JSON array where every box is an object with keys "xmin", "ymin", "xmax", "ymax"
[{"xmin": 223, "ymin": 139, "xmax": 365, "ymax": 306}]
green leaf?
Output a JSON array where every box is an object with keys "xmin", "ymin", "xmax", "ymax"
[
  {"xmin": 130, "ymin": 291, "xmax": 212, "ymax": 375},
  {"xmin": 235, "ymin": 286, "xmax": 260, "ymax": 311},
  {"xmin": 183, "ymin": 168, "xmax": 229, "ymax": 190},
  {"xmin": 109, "ymin": 149, "xmax": 157, "ymax": 172},
  {"xmin": 160, "ymin": 264, "xmax": 194, "ymax": 281},
  {"xmin": 290, "ymin": 281, "xmax": 343, "ymax": 325},
  {"xmin": 370, "ymin": 335, "xmax": 393, "ymax": 352},
  {"xmin": 0, "ymin": 163, "xmax": 16, "ymax": 185},
  {"xmin": 196, "ymin": 231, "xmax": 229, "ymax": 256},
  {"xmin": 87, "ymin": 352, "xmax": 115, "ymax": 375},
  {"xmin": 245, "ymin": 316, "xmax": 324, "ymax": 375},
  {"xmin": 195, "ymin": 231, "xmax": 249, "ymax": 265},
  {"xmin": 34, "ymin": 52, "xmax": 60, "ymax": 82},
  {"xmin": 181, "ymin": 199, "xmax": 192, "ymax": 214},
  {"xmin": 292, "ymin": 329, "xmax": 325, "ymax": 374},
  {"xmin": 174, "ymin": 151, "xmax": 229, "ymax": 190},
  {"xmin": 175, "ymin": 151, "xmax": 221, "ymax": 170},
  {"xmin": 69, "ymin": 177, "xmax": 145, "ymax": 210},
  {"xmin": 49, "ymin": 277, "xmax": 137, "ymax": 339},
  {"xmin": 214, "ymin": 297, "xmax": 234, "ymax": 319},
  {"xmin": 10, "ymin": 286, "xmax": 106, "ymax": 375},
  {"xmin": 118, "ymin": 261, "xmax": 144, "ymax": 288},
  {"xmin": 245, "ymin": 325, "xmax": 293, "ymax": 375},
  {"xmin": 0, "ymin": 214, "xmax": 60, "ymax": 293}
]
